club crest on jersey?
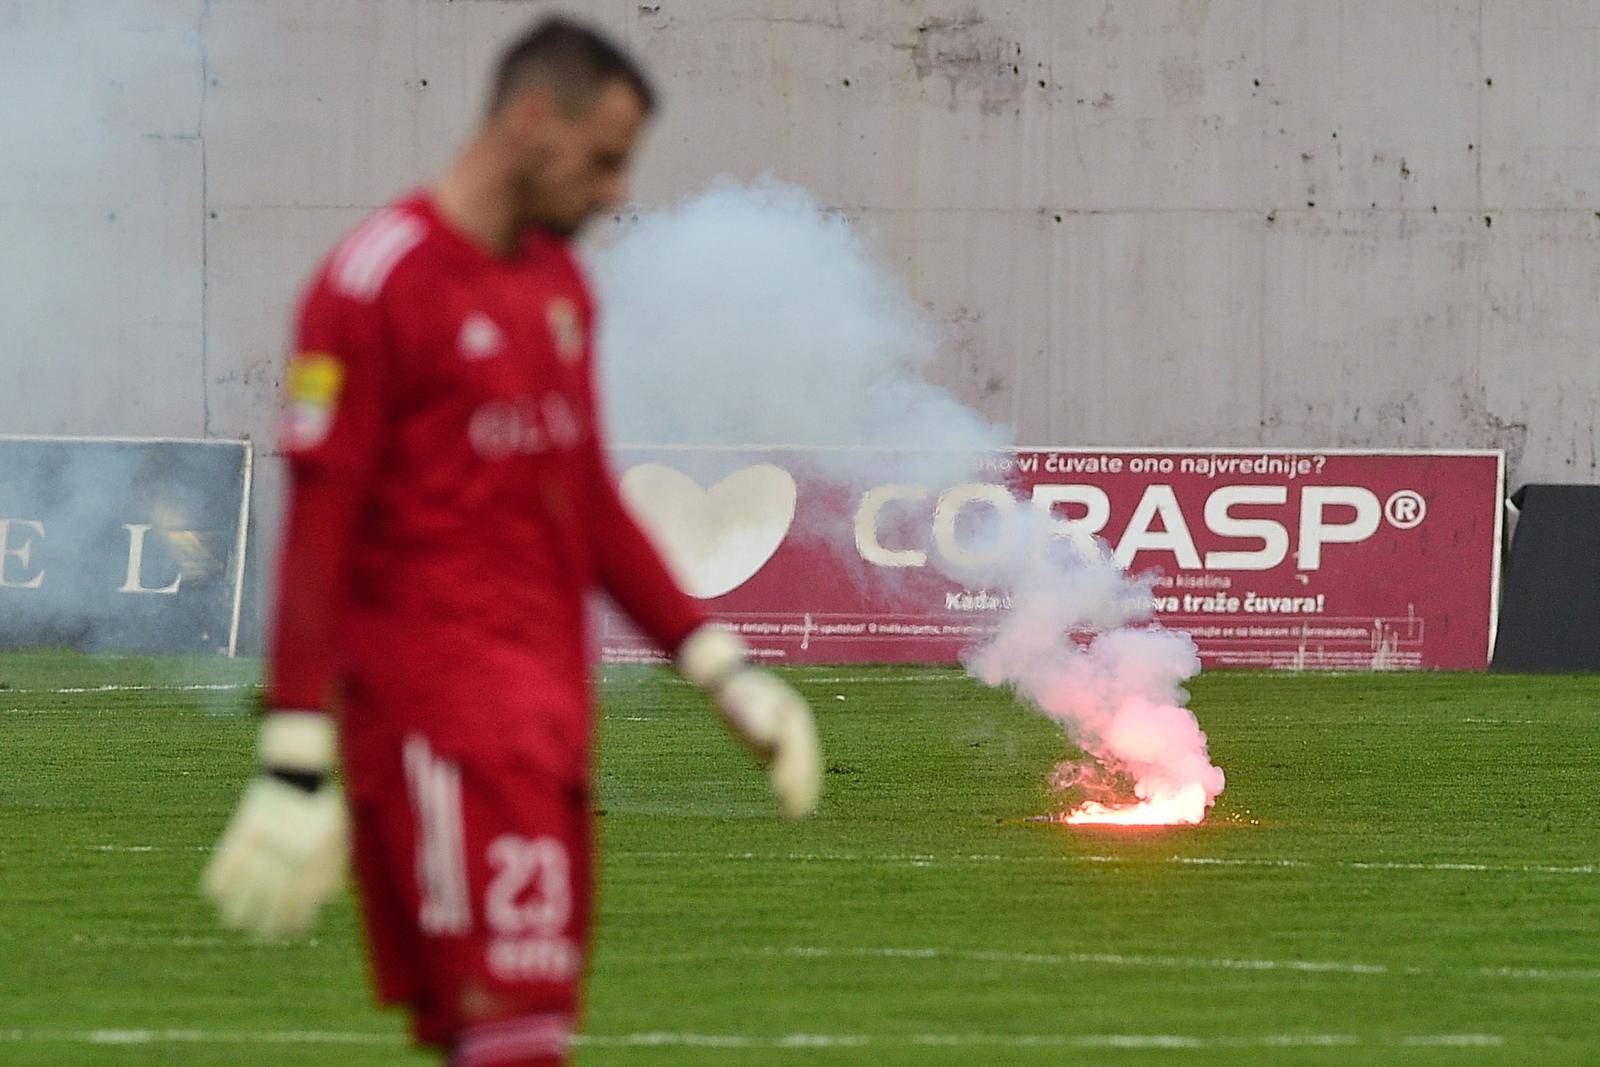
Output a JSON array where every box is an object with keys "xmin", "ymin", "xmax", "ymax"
[
  {"xmin": 457, "ymin": 311, "xmax": 506, "ymax": 361},
  {"xmin": 546, "ymin": 299, "xmax": 583, "ymax": 364},
  {"xmin": 281, "ymin": 352, "xmax": 344, "ymax": 450}
]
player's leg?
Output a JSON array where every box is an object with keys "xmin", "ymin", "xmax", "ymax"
[
  {"xmin": 448, "ymin": 779, "xmax": 593, "ymax": 1067},
  {"xmin": 448, "ymin": 1017, "xmax": 568, "ymax": 1066},
  {"xmin": 342, "ymin": 722, "xmax": 457, "ymax": 1045},
  {"xmin": 348, "ymin": 784, "xmax": 466, "ymax": 1044},
  {"xmin": 348, "ymin": 796, "xmax": 422, "ymax": 1005},
  {"xmin": 403, "ymin": 734, "xmax": 592, "ymax": 1066}
]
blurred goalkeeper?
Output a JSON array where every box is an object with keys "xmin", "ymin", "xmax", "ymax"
[{"xmin": 202, "ymin": 18, "xmax": 821, "ymax": 1067}]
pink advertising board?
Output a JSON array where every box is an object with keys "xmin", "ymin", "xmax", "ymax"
[{"xmin": 602, "ymin": 448, "xmax": 1504, "ymax": 671}]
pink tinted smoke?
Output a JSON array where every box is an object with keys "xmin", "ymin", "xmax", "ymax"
[{"xmin": 965, "ymin": 544, "xmax": 1225, "ymax": 820}]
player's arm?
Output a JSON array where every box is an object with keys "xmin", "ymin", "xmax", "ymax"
[
  {"xmin": 577, "ymin": 342, "xmax": 821, "ymax": 818},
  {"xmin": 203, "ymin": 282, "xmax": 389, "ymax": 937},
  {"xmin": 580, "ymin": 437, "xmax": 706, "ymax": 653}
]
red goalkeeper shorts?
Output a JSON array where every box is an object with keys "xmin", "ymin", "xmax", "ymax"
[{"xmin": 342, "ymin": 721, "xmax": 594, "ymax": 1061}]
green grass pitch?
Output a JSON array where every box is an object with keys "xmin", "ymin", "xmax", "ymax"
[{"xmin": 1, "ymin": 651, "xmax": 1598, "ymax": 1065}]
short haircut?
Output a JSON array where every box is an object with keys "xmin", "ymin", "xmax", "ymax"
[{"xmin": 489, "ymin": 17, "xmax": 656, "ymax": 117}]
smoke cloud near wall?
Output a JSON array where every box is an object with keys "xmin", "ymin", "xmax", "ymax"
[
  {"xmin": 592, "ymin": 179, "xmax": 1225, "ymax": 823},
  {"xmin": 0, "ymin": 3, "xmax": 204, "ymax": 436},
  {"xmin": 0, "ymin": 4, "xmax": 257, "ymax": 714},
  {"xmin": 594, "ymin": 177, "xmax": 1005, "ymax": 488}
]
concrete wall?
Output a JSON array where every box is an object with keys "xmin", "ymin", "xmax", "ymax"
[{"xmin": 4, "ymin": 0, "xmax": 1598, "ymax": 634}]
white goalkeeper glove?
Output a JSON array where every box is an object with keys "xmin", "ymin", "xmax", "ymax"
[
  {"xmin": 677, "ymin": 625, "xmax": 822, "ymax": 818},
  {"xmin": 201, "ymin": 712, "xmax": 348, "ymax": 939}
]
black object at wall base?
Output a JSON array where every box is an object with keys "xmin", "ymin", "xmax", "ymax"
[{"xmin": 1491, "ymin": 484, "xmax": 1600, "ymax": 672}]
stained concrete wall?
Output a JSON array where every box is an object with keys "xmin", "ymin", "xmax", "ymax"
[{"xmin": 3, "ymin": 0, "xmax": 1597, "ymax": 636}]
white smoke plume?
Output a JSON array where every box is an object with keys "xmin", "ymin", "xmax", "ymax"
[
  {"xmin": 592, "ymin": 178, "xmax": 1225, "ymax": 824},
  {"xmin": 594, "ymin": 177, "xmax": 1004, "ymax": 488}
]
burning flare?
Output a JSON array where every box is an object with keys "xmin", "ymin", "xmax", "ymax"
[
  {"xmin": 964, "ymin": 533, "xmax": 1226, "ymax": 828},
  {"xmin": 1064, "ymin": 783, "xmax": 1210, "ymax": 826}
]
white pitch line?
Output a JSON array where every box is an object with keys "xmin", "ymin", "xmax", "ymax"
[
  {"xmin": 609, "ymin": 672, "xmax": 961, "ymax": 686},
  {"xmin": 0, "ymin": 1029, "xmax": 1505, "ymax": 1051},
  {"xmin": 45, "ymin": 931, "xmax": 1593, "ymax": 986},
  {"xmin": 68, "ymin": 934, "xmax": 233, "ymax": 949},
  {"xmin": 617, "ymin": 849, "xmax": 1599, "ymax": 876},
  {"xmin": 0, "ymin": 1029, "xmax": 401, "ymax": 1047},
  {"xmin": 4, "ymin": 683, "xmax": 257, "ymax": 695},
  {"xmin": 1138, "ymin": 856, "xmax": 1311, "ymax": 869},
  {"xmin": 1402, "ymin": 1034, "xmax": 1506, "ymax": 1047},
  {"xmin": 776, "ymin": 945, "xmax": 1400, "ymax": 977},
  {"xmin": 1346, "ymin": 859, "xmax": 1596, "ymax": 875},
  {"xmin": 13, "ymin": 675, "xmax": 953, "ymax": 698},
  {"xmin": 39, "ymin": 925, "xmax": 1600, "ymax": 986},
  {"xmin": 793, "ymin": 673, "xmax": 960, "ymax": 684},
  {"xmin": 58, "ymin": 934, "xmax": 326, "ymax": 950},
  {"xmin": 1479, "ymin": 965, "xmax": 1600, "ymax": 981},
  {"xmin": 581, "ymin": 1032, "xmax": 869, "ymax": 1049},
  {"xmin": 73, "ymin": 843, "xmax": 1600, "ymax": 878},
  {"xmin": 770, "ymin": 945, "xmax": 1600, "ymax": 985},
  {"xmin": 78, "ymin": 845, "xmax": 210, "ymax": 853}
]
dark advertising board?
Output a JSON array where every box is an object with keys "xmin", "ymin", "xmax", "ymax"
[{"xmin": 0, "ymin": 436, "xmax": 252, "ymax": 655}]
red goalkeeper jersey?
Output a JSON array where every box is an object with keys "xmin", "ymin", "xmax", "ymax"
[{"xmin": 269, "ymin": 192, "xmax": 704, "ymax": 779}]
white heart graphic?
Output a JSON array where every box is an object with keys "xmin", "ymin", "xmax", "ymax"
[{"xmin": 619, "ymin": 463, "xmax": 797, "ymax": 599}]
